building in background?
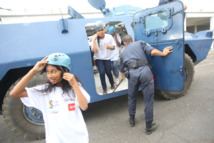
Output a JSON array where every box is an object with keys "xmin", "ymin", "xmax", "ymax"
[{"xmin": 187, "ymin": 10, "xmax": 214, "ymax": 33}]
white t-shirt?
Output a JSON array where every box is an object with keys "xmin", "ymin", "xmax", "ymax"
[
  {"xmin": 93, "ymin": 34, "xmax": 116, "ymax": 60},
  {"xmin": 110, "ymin": 33, "xmax": 121, "ymax": 61},
  {"xmin": 21, "ymin": 84, "xmax": 90, "ymax": 143}
]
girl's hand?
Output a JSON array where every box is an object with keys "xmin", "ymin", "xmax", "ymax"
[
  {"xmin": 32, "ymin": 57, "xmax": 48, "ymax": 73},
  {"xmin": 63, "ymin": 73, "xmax": 88, "ymax": 110},
  {"xmin": 93, "ymin": 33, "xmax": 99, "ymax": 40},
  {"xmin": 63, "ymin": 73, "xmax": 77, "ymax": 86},
  {"xmin": 105, "ymin": 44, "xmax": 109, "ymax": 49},
  {"xmin": 114, "ymin": 33, "xmax": 117, "ymax": 38}
]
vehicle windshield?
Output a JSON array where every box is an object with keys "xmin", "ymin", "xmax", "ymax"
[{"xmin": 144, "ymin": 11, "xmax": 168, "ymax": 30}]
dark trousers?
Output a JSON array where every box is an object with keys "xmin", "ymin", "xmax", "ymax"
[
  {"xmin": 128, "ymin": 66, "xmax": 154, "ymax": 122},
  {"xmin": 95, "ymin": 59, "xmax": 114, "ymax": 90}
]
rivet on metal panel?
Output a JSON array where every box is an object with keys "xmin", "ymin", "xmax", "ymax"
[
  {"xmin": 146, "ymin": 30, "xmax": 150, "ymax": 36},
  {"xmin": 162, "ymin": 28, "xmax": 166, "ymax": 33},
  {"xmin": 155, "ymin": 29, "xmax": 158, "ymax": 36}
]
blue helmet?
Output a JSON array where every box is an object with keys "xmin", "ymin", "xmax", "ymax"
[
  {"xmin": 106, "ymin": 24, "xmax": 116, "ymax": 34},
  {"xmin": 94, "ymin": 20, "xmax": 106, "ymax": 32},
  {"xmin": 46, "ymin": 53, "xmax": 71, "ymax": 71}
]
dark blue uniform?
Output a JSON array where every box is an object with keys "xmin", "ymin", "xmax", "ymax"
[
  {"xmin": 120, "ymin": 40, "xmax": 154, "ymax": 123},
  {"xmin": 158, "ymin": 0, "xmax": 175, "ymax": 5}
]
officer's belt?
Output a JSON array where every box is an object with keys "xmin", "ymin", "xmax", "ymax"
[{"xmin": 126, "ymin": 60, "xmax": 150, "ymax": 71}]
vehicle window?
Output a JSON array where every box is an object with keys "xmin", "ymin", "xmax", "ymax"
[{"xmin": 144, "ymin": 11, "xmax": 168, "ymax": 30}]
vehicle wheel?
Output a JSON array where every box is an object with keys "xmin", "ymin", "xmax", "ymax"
[
  {"xmin": 156, "ymin": 54, "xmax": 194, "ymax": 99},
  {"xmin": 2, "ymin": 72, "xmax": 47, "ymax": 139}
]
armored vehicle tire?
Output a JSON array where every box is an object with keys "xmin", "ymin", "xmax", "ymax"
[
  {"xmin": 156, "ymin": 54, "xmax": 194, "ymax": 99},
  {"xmin": 2, "ymin": 73, "xmax": 46, "ymax": 139}
]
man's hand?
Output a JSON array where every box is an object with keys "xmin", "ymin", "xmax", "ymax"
[
  {"xmin": 163, "ymin": 46, "xmax": 173, "ymax": 56},
  {"xmin": 151, "ymin": 46, "xmax": 173, "ymax": 56}
]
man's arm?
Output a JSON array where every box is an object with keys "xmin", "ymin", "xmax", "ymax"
[{"xmin": 151, "ymin": 46, "xmax": 173, "ymax": 56}]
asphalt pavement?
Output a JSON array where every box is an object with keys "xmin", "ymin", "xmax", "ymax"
[{"xmin": 0, "ymin": 53, "xmax": 214, "ymax": 143}]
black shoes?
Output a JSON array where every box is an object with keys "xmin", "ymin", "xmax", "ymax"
[
  {"xmin": 111, "ymin": 84, "xmax": 116, "ymax": 90},
  {"xmin": 146, "ymin": 121, "xmax": 157, "ymax": 135},
  {"xmin": 103, "ymin": 89, "xmax": 107, "ymax": 94},
  {"xmin": 129, "ymin": 116, "xmax": 157, "ymax": 135},
  {"xmin": 129, "ymin": 115, "xmax": 135, "ymax": 127}
]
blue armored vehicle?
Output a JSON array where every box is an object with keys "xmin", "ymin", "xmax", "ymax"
[{"xmin": 0, "ymin": 0, "xmax": 213, "ymax": 139}]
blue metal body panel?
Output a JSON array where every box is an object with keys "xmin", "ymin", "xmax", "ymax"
[
  {"xmin": 0, "ymin": 16, "xmax": 134, "ymax": 103},
  {"xmin": 184, "ymin": 32, "xmax": 213, "ymax": 64},
  {"xmin": 134, "ymin": 1, "xmax": 184, "ymax": 91}
]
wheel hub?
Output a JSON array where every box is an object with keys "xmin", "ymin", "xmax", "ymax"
[{"xmin": 23, "ymin": 105, "xmax": 44, "ymax": 125}]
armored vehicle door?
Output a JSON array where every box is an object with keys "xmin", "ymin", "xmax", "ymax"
[{"xmin": 133, "ymin": 1, "xmax": 184, "ymax": 91}]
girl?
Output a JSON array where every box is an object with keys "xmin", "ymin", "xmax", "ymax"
[
  {"xmin": 10, "ymin": 53, "xmax": 90, "ymax": 143},
  {"xmin": 106, "ymin": 24, "xmax": 121, "ymax": 85},
  {"xmin": 92, "ymin": 20, "xmax": 116, "ymax": 94}
]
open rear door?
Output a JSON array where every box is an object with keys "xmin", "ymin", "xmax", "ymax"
[{"xmin": 133, "ymin": 1, "xmax": 184, "ymax": 91}]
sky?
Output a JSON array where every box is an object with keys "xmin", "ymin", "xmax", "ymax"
[{"xmin": 0, "ymin": 0, "xmax": 214, "ymax": 13}]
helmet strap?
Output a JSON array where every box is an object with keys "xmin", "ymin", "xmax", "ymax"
[{"xmin": 57, "ymin": 66, "xmax": 64, "ymax": 84}]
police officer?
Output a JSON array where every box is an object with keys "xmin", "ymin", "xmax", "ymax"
[{"xmin": 120, "ymin": 35, "xmax": 173, "ymax": 135}]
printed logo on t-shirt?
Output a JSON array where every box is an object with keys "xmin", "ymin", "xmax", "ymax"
[
  {"xmin": 48, "ymin": 100, "xmax": 60, "ymax": 114},
  {"xmin": 68, "ymin": 103, "xmax": 75, "ymax": 111}
]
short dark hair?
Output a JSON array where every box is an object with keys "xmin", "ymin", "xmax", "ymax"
[{"xmin": 122, "ymin": 35, "xmax": 133, "ymax": 45}]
